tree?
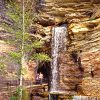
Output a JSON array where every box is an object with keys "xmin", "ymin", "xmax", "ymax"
[{"xmin": 1, "ymin": 0, "xmax": 51, "ymax": 99}]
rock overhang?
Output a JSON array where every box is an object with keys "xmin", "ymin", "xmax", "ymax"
[{"xmin": 36, "ymin": 0, "xmax": 100, "ymax": 26}]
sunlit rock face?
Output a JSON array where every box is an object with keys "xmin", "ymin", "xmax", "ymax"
[
  {"xmin": 36, "ymin": 0, "xmax": 100, "ymax": 26},
  {"xmin": 59, "ymin": 16, "xmax": 100, "ymax": 96},
  {"xmin": 59, "ymin": 22, "xmax": 100, "ymax": 96},
  {"xmin": 36, "ymin": 0, "xmax": 100, "ymax": 97}
]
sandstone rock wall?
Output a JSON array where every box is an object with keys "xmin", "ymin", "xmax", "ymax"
[{"xmin": 36, "ymin": 0, "xmax": 100, "ymax": 97}]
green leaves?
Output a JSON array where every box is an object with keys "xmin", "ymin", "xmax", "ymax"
[
  {"xmin": 21, "ymin": 67, "xmax": 27, "ymax": 75},
  {"xmin": 32, "ymin": 53, "xmax": 51, "ymax": 61},
  {"xmin": 0, "ymin": 62, "xmax": 7, "ymax": 74},
  {"xmin": 10, "ymin": 87, "xmax": 20, "ymax": 100},
  {"xmin": 1, "ymin": 1, "xmax": 51, "ymax": 86},
  {"xmin": 10, "ymin": 96, "xmax": 17, "ymax": 100},
  {"xmin": 9, "ymin": 52, "xmax": 22, "ymax": 59},
  {"xmin": 9, "ymin": 52, "xmax": 22, "ymax": 64},
  {"xmin": 22, "ymin": 88, "xmax": 29, "ymax": 100},
  {"xmin": 10, "ymin": 87, "xmax": 29, "ymax": 100},
  {"xmin": 24, "ymin": 40, "xmax": 45, "ymax": 52},
  {"xmin": 31, "ymin": 40, "xmax": 44, "ymax": 48}
]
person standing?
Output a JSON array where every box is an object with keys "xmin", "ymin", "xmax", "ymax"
[
  {"xmin": 39, "ymin": 72, "xmax": 43, "ymax": 85},
  {"xmin": 36, "ymin": 73, "xmax": 40, "ymax": 84}
]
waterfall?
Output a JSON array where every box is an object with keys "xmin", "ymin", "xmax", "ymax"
[
  {"xmin": 50, "ymin": 24, "xmax": 67, "ymax": 93},
  {"xmin": 73, "ymin": 96, "xmax": 98, "ymax": 100}
]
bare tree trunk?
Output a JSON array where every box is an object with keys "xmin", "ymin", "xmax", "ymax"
[{"xmin": 19, "ymin": 0, "xmax": 25, "ymax": 99}]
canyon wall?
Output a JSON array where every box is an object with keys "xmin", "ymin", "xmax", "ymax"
[{"xmin": 36, "ymin": 0, "xmax": 100, "ymax": 97}]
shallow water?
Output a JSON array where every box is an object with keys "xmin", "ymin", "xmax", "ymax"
[{"xmin": 73, "ymin": 96, "xmax": 98, "ymax": 100}]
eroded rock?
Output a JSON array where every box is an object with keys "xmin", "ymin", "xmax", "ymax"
[{"xmin": 36, "ymin": 0, "xmax": 100, "ymax": 97}]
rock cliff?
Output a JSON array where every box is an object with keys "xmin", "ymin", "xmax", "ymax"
[
  {"xmin": 0, "ymin": 0, "xmax": 100, "ymax": 98},
  {"xmin": 35, "ymin": 0, "xmax": 100, "ymax": 97}
]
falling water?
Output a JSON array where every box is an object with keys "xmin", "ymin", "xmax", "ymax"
[
  {"xmin": 73, "ymin": 96, "xmax": 98, "ymax": 100},
  {"xmin": 50, "ymin": 24, "xmax": 67, "ymax": 93}
]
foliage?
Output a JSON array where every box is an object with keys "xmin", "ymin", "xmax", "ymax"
[
  {"xmin": 22, "ymin": 88, "xmax": 29, "ymax": 100},
  {"xmin": 2, "ymin": 0, "xmax": 51, "ymax": 62},
  {"xmin": 1, "ymin": 0, "xmax": 51, "ymax": 99},
  {"xmin": 0, "ymin": 0, "xmax": 51, "ymax": 82},
  {"xmin": 0, "ymin": 56, "xmax": 8, "ymax": 75},
  {"xmin": 9, "ymin": 52, "xmax": 21, "ymax": 63},
  {"xmin": 10, "ymin": 96, "xmax": 17, "ymax": 100},
  {"xmin": 10, "ymin": 87, "xmax": 29, "ymax": 100},
  {"xmin": 32, "ymin": 53, "xmax": 51, "ymax": 61},
  {"xmin": 0, "ymin": 62, "xmax": 7, "ymax": 74},
  {"xmin": 9, "ymin": 52, "xmax": 22, "ymax": 59},
  {"xmin": 10, "ymin": 87, "xmax": 20, "ymax": 100},
  {"xmin": 31, "ymin": 40, "xmax": 44, "ymax": 48}
]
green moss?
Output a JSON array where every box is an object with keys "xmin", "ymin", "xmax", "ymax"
[
  {"xmin": 22, "ymin": 88, "xmax": 29, "ymax": 100},
  {"xmin": 10, "ymin": 88, "xmax": 29, "ymax": 100}
]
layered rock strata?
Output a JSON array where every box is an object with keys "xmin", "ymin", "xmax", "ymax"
[{"xmin": 36, "ymin": 0, "xmax": 100, "ymax": 97}]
